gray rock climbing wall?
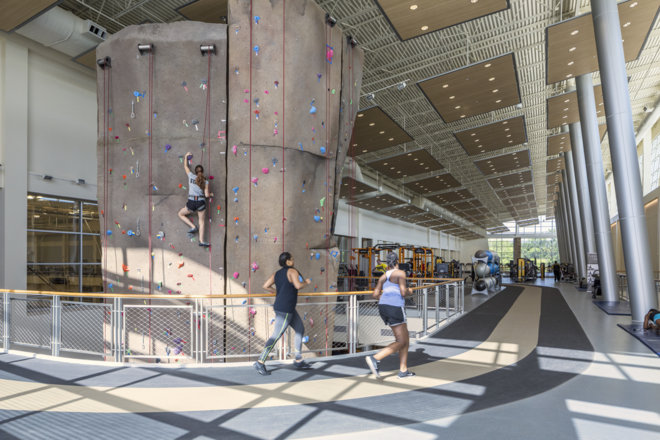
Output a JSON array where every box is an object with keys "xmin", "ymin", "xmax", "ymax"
[
  {"xmin": 96, "ymin": 22, "xmax": 227, "ymax": 295},
  {"xmin": 96, "ymin": 0, "xmax": 363, "ymax": 360}
]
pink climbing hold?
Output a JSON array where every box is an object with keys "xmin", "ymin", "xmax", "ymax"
[
  {"xmin": 249, "ymin": 307, "xmax": 257, "ymax": 316},
  {"xmin": 251, "ymin": 177, "xmax": 258, "ymax": 185},
  {"xmin": 232, "ymin": 145, "xmax": 237, "ymax": 155},
  {"xmin": 326, "ymin": 45, "xmax": 334, "ymax": 64},
  {"xmin": 262, "ymin": 167, "xmax": 269, "ymax": 174},
  {"xmin": 251, "ymin": 262, "xmax": 259, "ymax": 272},
  {"xmin": 233, "ymin": 272, "xmax": 239, "ymax": 279}
]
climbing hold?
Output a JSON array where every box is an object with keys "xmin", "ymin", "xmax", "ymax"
[
  {"xmin": 234, "ymin": 217, "xmax": 239, "ymax": 225},
  {"xmin": 251, "ymin": 177, "xmax": 258, "ymax": 186},
  {"xmin": 181, "ymin": 81, "xmax": 188, "ymax": 92},
  {"xmin": 254, "ymin": 98, "xmax": 260, "ymax": 107},
  {"xmin": 122, "ymin": 264, "xmax": 130, "ymax": 272},
  {"xmin": 156, "ymin": 231, "xmax": 165, "ymax": 240},
  {"xmin": 253, "ymin": 45, "xmax": 260, "ymax": 56},
  {"xmin": 127, "ymin": 230, "xmax": 135, "ymax": 236},
  {"xmin": 315, "ymin": 252, "xmax": 321, "ymax": 260},
  {"xmin": 254, "ymin": 16, "xmax": 260, "ymax": 24},
  {"xmin": 313, "ymin": 215, "xmax": 321, "ymax": 222},
  {"xmin": 309, "ymin": 99, "xmax": 317, "ymax": 115},
  {"xmin": 232, "ymin": 145, "xmax": 237, "ymax": 155},
  {"xmin": 233, "ymin": 272, "xmax": 239, "ymax": 279},
  {"xmin": 298, "ymin": 142, "xmax": 304, "ymax": 151},
  {"xmin": 232, "ymin": 187, "xmax": 239, "ymax": 194},
  {"xmin": 165, "ymin": 144, "xmax": 172, "ymax": 152},
  {"xmin": 254, "ymin": 110, "xmax": 260, "ymax": 119},
  {"xmin": 330, "ymin": 250, "xmax": 339, "ymax": 258},
  {"xmin": 320, "ymin": 197, "xmax": 326, "ymax": 207},
  {"xmin": 108, "ymin": 283, "xmax": 113, "ymax": 289},
  {"xmin": 262, "ymin": 167, "xmax": 269, "ymax": 174},
  {"xmin": 253, "ymin": 234, "xmax": 258, "ymax": 241},
  {"xmin": 317, "ymin": 73, "xmax": 322, "ymax": 82},
  {"xmin": 326, "ymin": 45, "xmax": 334, "ymax": 64},
  {"xmin": 302, "ymin": 336, "xmax": 309, "ymax": 343},
  {"xmin": 106, "ymin": 230, "xmax": 113, "ymax": 236},
  {"xmin": 320, "ymin": 146, "xmax": 326, "ymax": 154},
  {"xmin": 298, "ymin": 275, "xmax": 304, "ymax": 282},
  {"xmin": 251, "ymin": 262, "xmax": 259, "ymax": 272}
]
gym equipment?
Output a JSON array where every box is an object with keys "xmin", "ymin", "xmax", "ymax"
[{"xmin": 471, "ymin": 249, "xmax": 501, "ymax": 295}]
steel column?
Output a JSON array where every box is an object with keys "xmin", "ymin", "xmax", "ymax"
[
  {"xmin": 561, "ymin": 175, "xmax": 580, "ymax": 276},
  {"xmin": 562, "ymin": 191, "xmax": 577, "ymax": 267},
  {"xmin": 557, "ymin": 202, "xmax": 567, "ymax": 263},
  {"xmin": 592, "ymin": 0, "xmax": 657, "ymax": 321},
  {"xmin": 51, "ymin": 296, "xmax": 61, "ymax": 357},
  {"xmin": 564, "ymin": 159, "xmax": 586, "ymax": 280},
  {"xmin": 569, "ymin": 122, "xmax": 596, "ymax": 255},
  {"xmin": 576, "ymin": 73, "xmax": 619, "ymax": 302}
]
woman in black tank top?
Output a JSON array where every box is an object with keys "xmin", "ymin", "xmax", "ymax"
[{"xmin": 254, "ymin": 252, "xmax": 313, "ymax": 376}]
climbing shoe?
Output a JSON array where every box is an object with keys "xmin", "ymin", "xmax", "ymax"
[
  {"xmin": 187, "ymin": 227, "xmax": 198, "ymax": 234},
  {"xmin": 199, "ymin": 241, "xmax": 210, "ymax": 247},
  {"xmin": 398, "ymin": 370, "xmax": 416, "ymax": 379}
]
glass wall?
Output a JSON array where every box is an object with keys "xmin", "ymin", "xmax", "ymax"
[
  {"xmin": 27, "ymin": 194, "xmax": 102, "ymax": 293},
  {"xmin": 488, "ymin": 216, "xmax": 559, "ymax": 269}
]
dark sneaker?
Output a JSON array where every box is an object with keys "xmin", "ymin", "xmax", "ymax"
[
  {"xmin": 199, "ymin": 241, "xmax": 210, "ymax": 247},
  {"xmin": 188, "ymin": 227, "xmax": 198, "ymax": 234},
  {"xmin": 365, "ymin": 355, "xmax": 380, "ymax": 378},
  {"xmin": 398, "ymin": 370, "xmax": 415, "ymax": 378},
  {"xmin": 253, "ymin": 361, "xmax": 270, "ymax": 376},
  {"xmin": 294, "ymin": 359, "xmax": 312, "ymax": 370}
]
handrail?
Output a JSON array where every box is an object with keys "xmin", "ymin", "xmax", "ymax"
[{"xmin": 0, "ymin": 279, "xmax": 463, "ymax": 300}]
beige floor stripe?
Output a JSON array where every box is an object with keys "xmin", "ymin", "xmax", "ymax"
[{"xmin": 0, "ymin": 287, "xmax": 542, "ymax": 413}]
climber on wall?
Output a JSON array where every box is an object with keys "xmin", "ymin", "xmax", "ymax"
[{"xmin": 177, "ymin": 152, "xmax": 213, "ymax": 247}]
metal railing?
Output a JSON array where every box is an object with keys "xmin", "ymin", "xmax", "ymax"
[
  {"xmin": 0, "ymin": 279, "xmax": 464, "ymax": 364},
  {"xmin": 615, "ymin": 273, "xmax": 660, "ymax": 305}
]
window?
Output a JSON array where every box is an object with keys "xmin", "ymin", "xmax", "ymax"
[
  {"xmin": 650, "ymin": 134, "xmax": 660, "ymax": 192},
  {"xmin": 27, "ymin": 194, "xmax": 102, "ymax": 293}
]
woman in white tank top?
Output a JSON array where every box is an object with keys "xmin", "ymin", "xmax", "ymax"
[{"xmin": 365, "ymin": 252, "xmax": 415, "ymax": 379}]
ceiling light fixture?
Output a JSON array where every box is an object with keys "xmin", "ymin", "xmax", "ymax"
[
  {"xmin": 410, "ymin": 4, "xmax": 418, "ymax": 10},
  {"xmin": 571, "ymin": 30, "xmax": 579, "ymax": 35},
  {"xmin": 484, "ymin": 63, "xmax": 492, "ymax": 68},
  {"xmin": 421, "ymin": 25, "xmax": 429, "ymax": 31},
  {"xmin": 569, "ymin": 46, "xmax": 576, "ymax": 52}
]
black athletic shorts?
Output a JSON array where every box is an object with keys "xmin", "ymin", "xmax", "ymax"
[
  {"xmin": 378, "ymin": 304, "xmax": 406, "ymax": 327},
  {"xmin": 186, "ymin": 199, "xmax": 206, "ymax": 212}
]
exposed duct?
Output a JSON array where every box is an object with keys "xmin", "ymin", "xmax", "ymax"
[{"xmin": 15, "ymin": 6, "xmax": 107, "ymax": 57}]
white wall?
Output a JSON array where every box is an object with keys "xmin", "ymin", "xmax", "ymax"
[
  {"xmin": 334, "ymin": 200, "xmax": 466, "ymax": 259},
  {"xmin": 0, "ymin": 32, "xmax": 96, "ymax": 289}
]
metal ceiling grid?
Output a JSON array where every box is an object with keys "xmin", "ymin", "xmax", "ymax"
[{"xmin": 55, "ymin": 0, "xmax": 660, "ymax": 233}]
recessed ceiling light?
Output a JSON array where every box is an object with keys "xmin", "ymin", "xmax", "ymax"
[
  {"xmin": 471, "ymin": 133, "xmax": 476, "ymax": 136},
  {"xmin": 503, "ymin": 121, "xmax": 508, "ymax": 125},
  {"xmin": 460, "ymin": 114, "xmax": 466, "ymax": 118},
  {"xmin": 410, "ymin": 4, "xmax": 418, "ymax": 10},
  {"xmin": 569, "ymin": 47, "xmax": 576, "ymax": 52},
  {"xmin": 630, "ymin": 2, "xmax": 638, "ymax": 7},
  {"xmin": 504, "ymin": 128, "xmax": 510, "ymax": 131},
  {"xmin": 421, "ymin": 25, "xmax": 429, "ymax": 31},
  {"xmin": 484, "ymin": 63, "xmax": 492, "ymax": 68},
  {"xmin": 455, "ymin": 105, "xmax": 461, "ymax": 109},
  {"xmin": 623, "ymin": 21, "xmax": 631, "ymax": 27},
  {"xmin": 357, "ymin": 113, "xmax": 364, "ymax": 117},
  {"xmin": 566, "ymin": 73, "xmax": 572, "ymax": 78},
  {"xmin": 379, "ymin": 130, "xmax": 385, "ymax": 134},
  {"xmin": 563, "ymin": 107, "xmax": 569, "ymax": 111},
  {"xmin": 389, "ymin": 137, "xmax": 394, "ymax": 141},
  {"xmin": 369, "ymin": 122, "xmax": 375, "ymax": 126},
  {"xmin": 568, "ymin": 61, "xmax": 574, "ymax": 66},
  {"xmin": 449, "ymin": 95, "xmax": 455, "ymax": 99},
  {"xmin": 362, "ymin": 149, "xmax": 368, "ymax": 153},
  {"xmin": 489, "ymin": 77, "xmax": 496, "ymax": 81},
  {"xmin": 571, "ymin": 30, "xmax": 579, "ymax": 36},
  {"xmin": 492, "ymin": 89, "xmax": 499, "ymax": 93},
  {"xmin": 495, "ymin": 99, "xmax": 502, "ymax": 103},
  {"xmin": 442, "ymin": 84, "xmax": 449, "ymax": 88},
  {"xmin": 352, "ymin": 143, "xmax": 358, "ymax": 146}
]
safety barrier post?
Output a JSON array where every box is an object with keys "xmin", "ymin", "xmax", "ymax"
[
  {"xmin": 460, "ymin": 280, "xmax": 465, "ymax": 313},
  {"xmin": 422, "ymin": 288, "xmax": 428, "ymax": 336},
  {"xmin": 2, "ymin": 292, "xmax": 9, "ymax": 352},
  {"xmin": 113, "ymin": 297, "xmax": 123, "ymax": 362},
  {"xmin": 348, "ymin": 294, "xmax": 356, "ymax": 354},
  {"xmin": 434, "ymin": 285, "xmax": 440, "ymax": 328},
  {"xmin": 446, "ymin": 284, "xmax": 451, "ymax": 321},
  {"xmin": 195, "ymin": 299, "xmax": 202, "ymax": 364},
  {"xmin": 51, "ymin": 295, "xmax": 61, "ymax": 357}
]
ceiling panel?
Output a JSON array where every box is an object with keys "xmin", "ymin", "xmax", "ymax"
[
  {"xmin": 403, "ymin": 173, "xmax": 462, "ymax": 194},
  {"xmin": 454, "ymin": 116, "xmax": 527, "ymax": 156},
  {"xmin": 496, "ymin": 184, "xmax": 534, "ymax": 199},
  {"xmin": 346, "ymin": 194, "xmax": 404, "ymax": 210},
  {"xmin": 366, "ymin": 149, "xmax": 444, "ymax": 179},
  {"xmin": 427, "ymin": 189, "xmax": 474, "ymax": 205},
  {"xmin": 380, "ymin": 205, "xmax": 426, "ymax": 218},
  {"xmin": 487, "ymin": 170, "xmax": 533, "ymax": 189},
  {"xmin": 546, "ymin": 0, "xmax": 659, "ymax": 84},
  {"xmin": 474, "ymin": 150, "xmax": 531, "ymax": 175},
  {"xmin": 340, "ymin": 177, "xmax": 377, "ymax": 199},
  {"xmin": 547, "ymin": 85, "xmax": 604, "ymax": 129},
  {"xmin": 407, "ymin": 212, "xmax": 442, "ymax": 224},
  {"xmin": 451, "ymin": 199, "xmax": 484, "ymax": 211},
  {"xmin": 546, "ymin": 157, "xmax": 565, "ymax": 174},
  {"xmin": 176, "ymin": 0, "xmax": 228, "ymax": 23},
  {"xmin": 375, "ymin": 0, "xmax": 508, "ymax": 41},
  {"xmin": 0, "ymin": 0, "xmax": 57, "ymax": 32},
  {"xmin": 420, "ymin": 219, "xmax": 451, "ymax": 228},
  {"xmin": 348, "ymin": 106, "xmax": 413, "ymax": 156},
  {"xmin": 418, "ymin": 53, "xmax": 521, "ymax": 123},
  {"xmin": 547, "ymin": 124, "xmax": 608, "ymax": 155}
]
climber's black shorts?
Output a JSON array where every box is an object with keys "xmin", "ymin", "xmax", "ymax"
[{"xmin": 186, "ymin": 199, "xmax": 206, "ymax": 212}]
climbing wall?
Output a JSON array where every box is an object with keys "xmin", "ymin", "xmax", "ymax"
[
  {"xmin": 96, "ymin": 22, "xmax": 228, "ymax": 296},
  {"xmin": 96, "ymin": 0, "xmax": 363, "ymax": 360}
]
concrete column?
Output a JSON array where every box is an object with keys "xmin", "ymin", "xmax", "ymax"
[
  {"xmin": 563, "ymin": 163, "xmax": 586, "ymax": 280},
  {"xmin": 576, "ymin": 73, "xmax": 619, "ymax": 302},
  {"xmin": 557, "ymin": 203, "xmax": 568, "ymax": 263},
  {"xmin": 0, "ymin": 39, "xmax": 28, "ymax": 289},
  {"xmin": 592, "ymin": 0, "xmax": 657, "ymax": 320},
  {"xmin": 569, "ymin": 123, "xmax": 596, "ymax": 255}
]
